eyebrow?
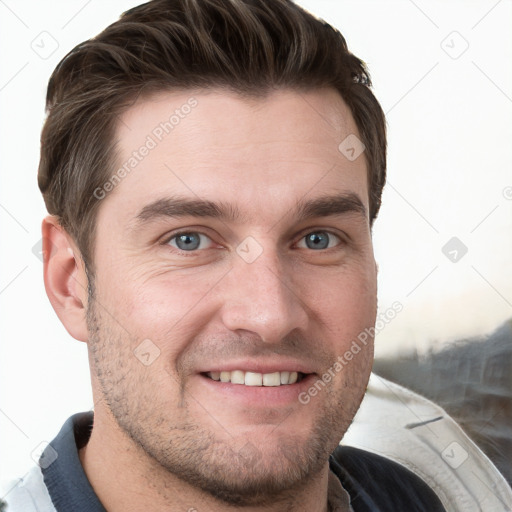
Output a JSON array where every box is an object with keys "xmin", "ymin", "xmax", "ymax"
[
  {"xmin": 295, "ymin": 193, "xmax": 367, "ymax": 222},
  {"xmin": 131, "ymin": 192, "xmax": 367, "ymax": 229},
  {"xmin": 134, "ymin": 197, "xmax": 245, "ymax": 224}
]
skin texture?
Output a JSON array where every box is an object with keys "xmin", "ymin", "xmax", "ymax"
[{"xmin": 43, "ymin": 87, "xmax": 378, "ymax": 512}]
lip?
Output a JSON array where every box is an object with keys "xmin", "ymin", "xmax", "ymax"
[
  {"xmin": 195, "ymin": 357, "xmax": 317, "ymax": 375},
  {"xmin": 197, "ymin": 372, "xmax": 318, "ymax": 407}
]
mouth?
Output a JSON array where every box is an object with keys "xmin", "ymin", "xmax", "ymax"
[{"xmin": 202, "ymin": 370, "xmax": 307, "ymax": 387}]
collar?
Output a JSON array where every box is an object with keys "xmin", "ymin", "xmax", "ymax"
[
  {"xmin": 41, "ymin": 411, "xmax": 106, "ymax": 511},
  {"xmin": 42, "ymin": 411, "xmax": 353, "ymax": 511},
  {"xmin": 328, "ymin": 469, "xmax": 354, "ymax": 512}
]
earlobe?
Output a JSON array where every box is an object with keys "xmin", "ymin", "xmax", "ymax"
[{"xmin": 42, "ymin": 216, "xmax": 89, "ymax": 343}]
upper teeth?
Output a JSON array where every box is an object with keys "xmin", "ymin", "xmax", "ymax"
[{"xmin": 207, "ymin": 370, "xmax": 299, "ymax": 386}]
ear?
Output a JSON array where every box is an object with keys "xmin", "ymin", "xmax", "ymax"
[{"xmin": 42, "ymin": 216, "xmax": 89, "ymax": 342}]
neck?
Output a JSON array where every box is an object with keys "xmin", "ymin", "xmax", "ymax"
[{"xmin": 79, "ymin": 407, "xmax": 337, "ymax": 512}]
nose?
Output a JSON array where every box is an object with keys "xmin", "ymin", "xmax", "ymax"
[{"xmin": 219, "ymin": 250, "xmax": 309, "ymax": 344}]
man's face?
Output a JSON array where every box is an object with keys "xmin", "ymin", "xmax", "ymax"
[{"xmin": 86, "ymin": 87, "xmax": 377, "ymax": 503}]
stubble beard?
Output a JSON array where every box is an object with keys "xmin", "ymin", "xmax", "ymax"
[{"xmin": 85, "ymin": 293, "xmax": 369, "ymax": 507}]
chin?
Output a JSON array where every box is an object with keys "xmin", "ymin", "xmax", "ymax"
[{"xmin": 175, "ymin": 437, "xmax": 326, "ymax": 507}]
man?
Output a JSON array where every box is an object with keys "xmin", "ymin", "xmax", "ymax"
[{"xmin": 0, "ymin": 0, "xmax": 457, "ymax": 510}]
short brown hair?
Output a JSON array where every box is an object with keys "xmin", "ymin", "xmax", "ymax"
[{"xmin": 38, "ymin": 0, "xmax": 387, "ymax": 271}]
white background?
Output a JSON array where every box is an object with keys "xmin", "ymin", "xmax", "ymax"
[{"xmin": 1, "ymin": 0, "xmax": 511, "ymax": 488}]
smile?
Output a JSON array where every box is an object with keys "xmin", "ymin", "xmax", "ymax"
[{"xmin": 204, "ymin": 370, "xmax": 306, "ymax": 386}]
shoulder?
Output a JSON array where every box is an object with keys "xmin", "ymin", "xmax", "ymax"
[
  {"xmin": 1, "ymin": 465, "xmax": 56, "ymax": 512},
  {"xmin": 340, "ymin": 373, "xmax": 512, "ymax": 511}
]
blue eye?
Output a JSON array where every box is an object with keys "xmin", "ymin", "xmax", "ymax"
[
  {"xmin": 298, "ymin": 231, "xmax": 341, "ymax": 250},
  {"xmin": 168, "ymin": 232, "xmax": 212, "ymax": 251}
]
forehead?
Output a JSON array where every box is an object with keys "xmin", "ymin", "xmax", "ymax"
[{"xmin": 104, "ymin": 87, "xmax": 368, "ymax": 226}]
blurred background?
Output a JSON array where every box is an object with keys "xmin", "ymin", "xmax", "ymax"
[{"xmin": 1, "ymin": 0, "xmax": 511, "ymax": 490}]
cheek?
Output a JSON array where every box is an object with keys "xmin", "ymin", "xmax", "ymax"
[
  {"xmin": 301, "ymin": 261, "xmax": 377, "ymax": 335},
  {"xmin": 112, "ymin": 270, "xmax": 223, "ymax": 351}
]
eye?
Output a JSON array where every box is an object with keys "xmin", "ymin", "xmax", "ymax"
[
  {"xmin": 296, "ymin": 231, "xmax": 342, "ymax": 250},
  {"xmin": 166, "ymin": 232, "xmax": 213, "ymax": 251}
]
